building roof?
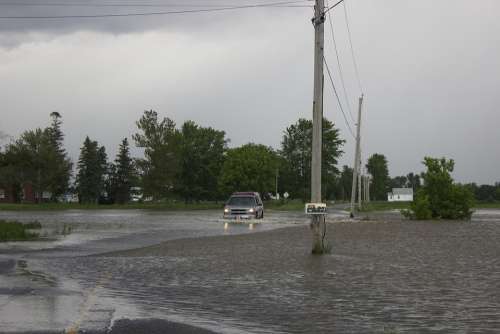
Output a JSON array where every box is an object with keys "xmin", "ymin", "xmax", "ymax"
[{"xmin": 391, "ymin": 188, "xmax": 414, "ymax": 195}]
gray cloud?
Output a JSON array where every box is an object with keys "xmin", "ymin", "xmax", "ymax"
[{"xmin": 1, "ymin": 0, "xmax": 499, "ymax": 184}]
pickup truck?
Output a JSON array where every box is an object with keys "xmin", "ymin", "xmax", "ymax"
[{"xmin": 223, "ymin": 192, "xmax": 264, "ymax": 220}]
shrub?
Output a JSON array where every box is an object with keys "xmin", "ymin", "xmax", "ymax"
[
  {"xmin": 0, "ymin": 220, "xmax": 39, "ymax": 241},
  {"xmin": 406, "ymin": 157, "xmax": 474, "ymax": 220}
]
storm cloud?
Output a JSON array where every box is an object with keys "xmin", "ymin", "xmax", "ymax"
[{"xmin": 1, "ymin": 0, "xmax": 499, "ymax": 184}]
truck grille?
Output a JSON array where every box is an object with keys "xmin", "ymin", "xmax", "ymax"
[{"xmin": 231, "ymin": 209, "xmax": 249, "ymax": 215}]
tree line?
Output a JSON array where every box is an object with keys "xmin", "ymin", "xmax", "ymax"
[
  {"xmin": 0, "ymin": 111, "xmax": 347, "ymax": 204},
  {"xmin": 3, "ymin": 112, "xmax": 497, "ymax": 205},
  {"xmin": 359, "ymin": 152, "xmax": 499, "ymax": 203}
]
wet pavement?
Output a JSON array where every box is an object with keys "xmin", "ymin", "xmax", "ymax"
[{"xmin": 1, "ymin": 209, "xmax": 500, "ymax": 333}]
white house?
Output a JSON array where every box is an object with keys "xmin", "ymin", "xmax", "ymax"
[{"xmin": 388, "ymin": 188, "xmax": 413, "ymax": 202}]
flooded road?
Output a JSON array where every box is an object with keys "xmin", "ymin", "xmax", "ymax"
[{"xmin": 1, "ymin": 209, "xmax": 500, "ymax": 333}]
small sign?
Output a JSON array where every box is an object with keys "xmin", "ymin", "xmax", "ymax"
[{"xmin": 305, "ymin": 203, "xmax": 327, "ymax": 215}]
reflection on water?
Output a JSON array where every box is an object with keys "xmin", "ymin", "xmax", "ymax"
[{"xmin": 0, "ymin": 210, "xmax": 310, "ymax": 255}]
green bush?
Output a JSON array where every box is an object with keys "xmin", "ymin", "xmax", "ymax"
[
  {"xmin": 405, "ymin": 157, "xmax": 474, "ymax": 220},
  {"xmin": 0, "ymin": 220, "xmax": 40, "ymax": 241},
  {"xmin": 411, "ymin": 192, "xmax": 433, "ymax": 220}
]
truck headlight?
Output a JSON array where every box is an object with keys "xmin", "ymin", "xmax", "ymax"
[
  {"xmin": 248, "ymin": 208, "xmax": 254, "ymax": 213},
  {"xmin": 224, "ymin": 208, "xmax": 229, "ymax": 213}
]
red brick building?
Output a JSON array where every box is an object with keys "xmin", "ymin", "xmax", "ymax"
[{"xmin": 0, "ymin": 183, "xmax": 36, "ymax": 203}]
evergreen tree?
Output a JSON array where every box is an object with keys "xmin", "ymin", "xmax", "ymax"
[
  {"xmin": 112, "ymin": 138, "xmax": 136, "ymax": 204},
  {"xmin": 46, "ymin": 112, "xmax": 72, "ymax": 199},
  {"xmin": 76, "ymin": 137, "xmax": 108, "ymax": 204}
]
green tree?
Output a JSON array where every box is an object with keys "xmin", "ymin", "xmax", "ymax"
[
  {"xmin": 11, "ymin": 128, "xmax": 53, "ymax": 202},
  {"xmin": 76, "ymin": 137, "xmax": 108, "ymax": 204},
  {"xmin": 111, "ymin": 138, "xmax": 136, "ymax": 204},
  {"xmin": 366, "ymin": 153, "xmax": 390, "ymax": 200},
  {"xmin": 338, "ymin": 165, "xmax": 353, "ymax": 201},
  {"xmin": 390, "ymin": 175, "xmax": 408, "ymax": 189},
  {"xmin": 406, "ymin": 172, "xmax": 421, "ymax": 192},
  {"xmin": 219, "ymin": 144, "xmax": 278, "ymax": 197},
  {"xmin": 407, "ymin": 157, "xmax": 474, "ymax": 220},
  {"xmin": 45, "ymin": 112, "xmax": 73, "ymax": 199},
  {"xmin": 133, "ymin": 110, "xmax": 180, "ymax": 200},
  {"xmin": 475, "ymin": 184, "xmax": 497, "ymax": 202},
  {"xmin": 178, "ymin": 121, "xmax": 227, "ymax": 202},
  {"xmin": 280, "ymin": 118, "xmax": 344, "ymax": 201},
  {"xmin": 0, "ymin": 114, "xmax": 72, "ymax": 202}
]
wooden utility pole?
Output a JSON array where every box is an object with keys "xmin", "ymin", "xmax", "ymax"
[
  {"xmin": 350, "ymin": 95, "xmax": 363, "ymax": 217},
  {"xmin": 310, "ymin": 0, "xmax": 326, "ymax": 253},
  {"xmin": 357, "ymin": 158, "xmax": 362, "ymax": 209}
]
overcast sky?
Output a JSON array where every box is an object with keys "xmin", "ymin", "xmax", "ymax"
[{"xmin": 1, "ymin": 0, "xmax": 499, "ymax": 184}]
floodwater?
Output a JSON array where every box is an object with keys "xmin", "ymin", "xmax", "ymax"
[{"xmin": 1, "ymin": 209, "xmax": 500, "ymax": 333}]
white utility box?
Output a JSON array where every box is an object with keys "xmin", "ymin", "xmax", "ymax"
[{"xmin": 305, "ymin": 203, "xmax": 327, "ymax": 215}]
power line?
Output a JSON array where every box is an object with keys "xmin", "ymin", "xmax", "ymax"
[
  {"xmin": 323, "ymin": 56, "xmax": 355, "ymax": 139},
  {"xmin": 0, "ymin": 1, "xmax": 312, "ymax": 8},
  {"xmin": 324, "ymin": 0, "xmax": 343, "ymax": 14},
  {"xmin": 343, "ymin": 0, "xmax": 363, "ymax": 94},
  {"xmin": 325, "ymin": 0, "xmax": 355, "ymax": 124},
  {"xmin": 0, "ymin": 1, "xmax": 311, "ymax": 19}
]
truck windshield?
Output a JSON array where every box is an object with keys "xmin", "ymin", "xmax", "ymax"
[{"xmin": 227, "ymin": 196, "xmax": 256, "ymax": 206}]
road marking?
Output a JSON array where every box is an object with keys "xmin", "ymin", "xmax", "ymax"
[{"xmin": 66, "ymin": 272, "xmax": 112, "ymax": 334}]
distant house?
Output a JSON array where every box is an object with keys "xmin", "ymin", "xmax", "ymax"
[
  {"xmin": 388, "ymin": 188, "xmax": 413, "ymax": 202},
  {"xmin": 0, "ymin": 183, "xmax": 39, "ymax": 203}
]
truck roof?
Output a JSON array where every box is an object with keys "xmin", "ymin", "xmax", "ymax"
[{"xmin": 232, "ymin": 192, "xmax": 259, "ymax": 197}]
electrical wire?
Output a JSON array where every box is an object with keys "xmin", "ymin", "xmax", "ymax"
[
  {"xmin": 0, "ymin": 1, "xmax": 311, "ymax": 19},
  {"xmin": 342, "ymin": 0, "xmax": 363, "ymax": 94},
  {"xmin": 325, "ymin": 0, "xmax": 355, "ymax": 124},
  {"xmin": 324, "ymin": 0, "xmax": 343, "ymax": 14},
  {"xmin": 0, "ymin": 1, "xmax": 312, "ymax": 8},
  {"xmin": 323, "ymin": 57, "xmax": 355, "ymax": 139}
]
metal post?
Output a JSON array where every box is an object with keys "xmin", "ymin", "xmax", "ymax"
[{"xmin": 311, "ymin": 0, "xmax": 325, "ymax": 253}]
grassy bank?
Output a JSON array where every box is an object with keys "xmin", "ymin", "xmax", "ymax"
[
  {"xmin": 0, "ymin": 202, "xmax": 223, "ymax": 211},
  {"xmin": 474, "ymin": 202, "xmax": 500, "ymax": 209},
  {"xmin": 0, "ymin": 220, "xmax": 41, "ymax": 241},
  {"xmin": 265, "ymin": 200, "xmax": 304, "ymax": 211},
  {"xmin": 359, "ymin": 201, "xmax": 500, "ymax": 212},
  {"xmin": 359, "ymin": 201, "xmax": 411, "ymax": 212}
]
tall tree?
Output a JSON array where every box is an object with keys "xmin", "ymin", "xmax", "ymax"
[
  {"xmin": 178, "ymin": 121, "xmax": 227, "ymax": 202},
  {"xmin": 366, "ymin": 153, "xmax": 390, "ymax": 200},
  {"xmin": 280, "ymin": 118, "xmax": 344, "ymax": 201},
  {"xmin": 76, "ymin": 137, "xmax": 108, "ymax": 204},
  {"xmin": 45, "ymin": 112, "xmax": 73, "ymax": 199},
  {"xmin": 219, "ymin": 144, "xmax": 278, "ymax": 197},
  {"xmin": 133, "ymin": 110, "xmax": 180, "ymax": 200},
  {"xmin": 112, "ymin": 138, "xmax": 136, "ymax": 204},
  {"xmin": 338, "ymin": 165, "xmax": 354, "ymax": 201}
]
